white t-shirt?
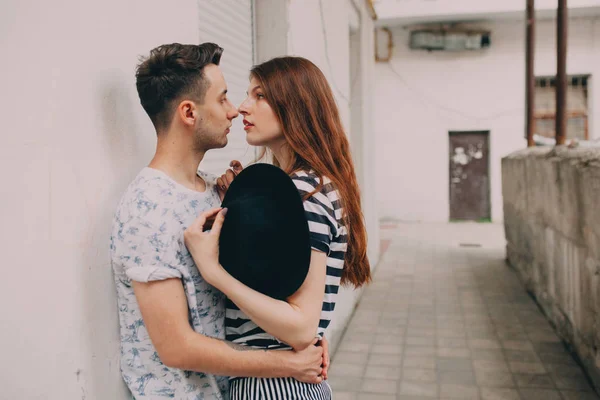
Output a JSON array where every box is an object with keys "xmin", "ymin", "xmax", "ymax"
[{"xmin": 110, "ymin": 167, "xmax": 228, "ymax": 399}]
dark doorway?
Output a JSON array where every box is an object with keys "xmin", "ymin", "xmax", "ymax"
[{"xmin": 449, "ymin": 131, "xmax": 491, "ymax": 221}]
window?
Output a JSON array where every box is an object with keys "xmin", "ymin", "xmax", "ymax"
[{"xmin": 534, "ymin": 75, "xmax": 589, "ymax": 140}]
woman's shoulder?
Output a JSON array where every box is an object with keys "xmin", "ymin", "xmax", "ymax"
[
  {"xmin": 291, "ymin": 170, "xmax": 340, "ymax": 212},
  {"xmin": 290, "ymin": 170, "xmax": 334, "ymax": 192}
]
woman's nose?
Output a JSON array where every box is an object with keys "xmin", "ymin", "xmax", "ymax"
[{"xmin": 238, "ymin": 98, "xmax": 250, "ymax": 115}]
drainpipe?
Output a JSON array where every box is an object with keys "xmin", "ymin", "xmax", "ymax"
[
  {"xmin": 526, "ymin": 0, "xmax": 536, "ymax": 147},
  {"xmin": 556, "ymin": 0, "xmax": 568, "ymax": 146}
]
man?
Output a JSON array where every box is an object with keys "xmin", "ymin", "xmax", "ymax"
[{"xmin": 110, "ymin": 43, "xmax": 325, "ymax": 399}]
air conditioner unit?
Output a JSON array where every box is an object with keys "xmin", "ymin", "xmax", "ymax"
[{"xmin": 410, "ymin": 29, "xmax": 491, "ymax": 51}]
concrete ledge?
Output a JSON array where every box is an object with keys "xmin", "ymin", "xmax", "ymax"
[{"xmin": 502, "ymin": 146, "xmax": 600, "ymax": 391}]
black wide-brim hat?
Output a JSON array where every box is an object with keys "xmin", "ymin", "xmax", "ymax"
[{"xmin": 218, "ymin": 163, "xmax": 311, "ymax": 300}]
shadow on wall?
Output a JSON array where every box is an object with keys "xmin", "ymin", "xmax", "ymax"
[{"xmin": 79, "ymin": 70, "xmax": 150, "ymax": 398}]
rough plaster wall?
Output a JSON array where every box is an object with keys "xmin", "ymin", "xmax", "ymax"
[
  {"xmin": 0, "ymin": 1, "xmax": 202, "ymax": 398},
  {"xmin": 374, "ymin": 18, "xmax": 600, "ymax": 223},
  {"xmin": 503, "ymin": 147, "xmax": 600, "ymax": 391}
]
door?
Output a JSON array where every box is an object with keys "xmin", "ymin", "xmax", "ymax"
[
  {"xmin": 197, "ymin": 0, "xmax": 256, "ymax": 175},
  {"xmin": 449, "ymin": 131, "xmax": 490, "ymax": 221}
]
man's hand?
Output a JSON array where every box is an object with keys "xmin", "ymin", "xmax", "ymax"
[
  {"xmin": 216, "ymin": 160, "xmax": 243, "ymax": 201},
  {"xmin": 320, "ymin": 336, "xmax": 330, "ymax": 380},
  {"xmin": 283, "ymin": 338, "xmax": 324, "ymax": 384},
  {"xmin": 184, "ymin": 207, "xmax": 228, "ymax": 285}
]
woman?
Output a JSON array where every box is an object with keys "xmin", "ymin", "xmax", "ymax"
[{"xmin": 185, "ymin": 56, "xmax": 371, "ymax": 399}]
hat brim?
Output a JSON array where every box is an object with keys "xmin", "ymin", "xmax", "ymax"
[{"xmin": 219, "ymin": 164, "xmax": 311, "ymax": 300}]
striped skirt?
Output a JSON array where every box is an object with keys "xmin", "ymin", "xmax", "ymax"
[{"xmin": 230, "ymin": 377, "xmax": 332, "ymax": 399}]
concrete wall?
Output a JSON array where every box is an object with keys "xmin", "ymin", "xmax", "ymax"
[
  {"xmin": 374, "ymin": 17, "xmax": 600, "ymax": 223},
  {"xmin": 256, "ymin": 0, "xmax": 380, "ymax": 352},
  {"xmin": 503, "ymin": 146, "xmax": 600, "ymax": 390}
]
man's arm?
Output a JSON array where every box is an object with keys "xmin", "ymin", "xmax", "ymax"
[{"xmin": 132, "ymin": 278, "xmax": 324, "ymax": 383}]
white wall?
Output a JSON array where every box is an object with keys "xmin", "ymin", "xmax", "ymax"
[
  {"xmin": 0, "ymin": 1, "xmax": 203, "ymax": 398},
  {"xmin": 374, "ymin": 17, "xmax": 600, "ymax": 223},
  {"xmin": 256, "ymin": 0, "xmax": 380, "ymax": 350},
  {"xmin": 0, "ymin": 1, "xmax": 379, "ymax": 398},
  {"xmin": 375, "ymin": 0, "xmax": 600, "ymax": 25}
]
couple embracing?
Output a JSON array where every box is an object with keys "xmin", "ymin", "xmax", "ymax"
[{"xmin": 111, "ymin": 42, "xmax": 370, "ymax": 399}]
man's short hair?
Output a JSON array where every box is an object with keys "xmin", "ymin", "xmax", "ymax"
[{"xmin": 135, "ymin": 42, "xmax": 223, "ymax": 131}]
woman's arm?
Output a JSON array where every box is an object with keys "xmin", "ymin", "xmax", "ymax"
[
  {"xmin": 211, "ymin": 249, "xmax": 327, "ymax": 350},
  {"xmin": 184, "ymin": 208, "xmax": 327, "ymax": 351}
]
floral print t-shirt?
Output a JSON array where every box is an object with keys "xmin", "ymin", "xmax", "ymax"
[{"xmin": 110, "ymin": 167, "xmax": 228, "ymax": 399}]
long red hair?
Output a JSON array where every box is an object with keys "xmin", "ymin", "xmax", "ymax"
[{"xmin": 251, "ymin": 57, "xmax": 371, "ymax": 288}]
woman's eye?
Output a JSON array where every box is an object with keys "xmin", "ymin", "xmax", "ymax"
[{"xmin": 257, "ymin": 93, "xmax": 264, "ymax": 99}]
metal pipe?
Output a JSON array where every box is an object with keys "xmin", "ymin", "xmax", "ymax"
[
  {"xmin": 375, "ymin": 27, "xmax": 393, "ymax": 63},
  {"xmin": 556, "ymin": 0, "xmax": 568, "ymax": 145},
  {"xmin": 526, "ymin": 0, "xmax": 536, "ymax": 147}
]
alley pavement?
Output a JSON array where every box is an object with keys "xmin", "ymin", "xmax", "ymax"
[{"xmin": 328, "ymin": 222, "xmax": 599, "ymax": 400}]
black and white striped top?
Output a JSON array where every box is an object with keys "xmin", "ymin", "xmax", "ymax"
[{"xmin": 225, "ymin": 170, "xmax": 347, "ymax": 351}]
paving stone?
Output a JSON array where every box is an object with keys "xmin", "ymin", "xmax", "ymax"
[
  {"xmin": 509, "ymin": 362, "xmax": 546, "ymax": 374},
  {"xmin": 480, "ymin": 387, "xmax": 520, "ymax": 400},
  {"xmin": 400, "ymin": 381, "xmax": 439, "ymax": 397},
  {"xmin": 439, "ymin": 383, "xmax": 480, "ymax": 399},
  {"xmin": 501, "ymin": 340, "xmax": 535, "ymax": 351},
  {"xmin": 368, "ymin": 353, "xmax": 403, "ymax": 367},
  {"xmin": 329, "ymin": 363, "xmax": 365, "ymax": 378},
  {"xmin": 438, "ymin": 369, "xmax": 477, "ymax": 385},
  {"xmin": 357, "ymin": 394, "xmax": 395, "ymax": 400},
  {"xmin": 401, "ymin": 368, "xmax": 437, "ymax": 382},
  {"xmin": 473, "ymin": 359, "xmax": 510, "ymax": 372},
  {"xmin": 406, "ymin": 346, "xmax": 436, "ymax": 357},
  {"xmin": 437, "ymin": 347, "xmax": 471, "ymax": 358},
  {"xmin": 364, "ymin": 365, "xmax": 401, "ymax": 380},
  {"xmin": 518, "ymin": 388, "xmax": 563, "ymax": 400},
  {"xmin": 371, "ymin": 344, "xmax": 403, "ymax": 355},
  {"xmin": 513, "ymin": 373, "xmax": 555, "ymax": 389},
  {"xmin": 475, "ymin": 370, "xmax": 515, "ymax": 388},
  {"xmin": 406, "ymin": 336, "xmax": 436, "ymax": 346},
  {"xmin": 402, "ymin": 356, "xmax": 436, "ymax": 369},
  {"xmin": 330, "ymin": 223, "xmax": 600, "ymax": 400},
  {"xmin": 328, "ymin": 376, "xmax": 363, "ymax": 392},
  {"xmin": 360, "ymin": 378, "xmax": 398, "ymax": 395},
  {"xmin": 503, "ymin": 349, "xmax": 541, "ymax": 363},
  {"xmin": 437, "ymin": 357, "xmax": 474, "ymax": 371},
  {"xmin": 373, "ymin": 333, "xmax": 404, "ymax": 345},
  {"xmin": 560, "ymin": 391, "xmax": 600, "ymax": 400},
  {"xmin": 334, "ymin": 351, "xmax": 369, "ymax": 365},
  {"xmin": 331, "ymin": 392, "xmax": 357, "ymax": 400},
  {"xmin": 337, "ymin": 341, "xmax": 372, "ymax": 353}
]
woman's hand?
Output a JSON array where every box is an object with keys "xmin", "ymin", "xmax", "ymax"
[
  {"xmin": 216, "ymin": 160, "xmax": 243, "ymax": 201},
  {"xmin": 184, "ymin": 207, "xmax": 228, "ymax": 285}
]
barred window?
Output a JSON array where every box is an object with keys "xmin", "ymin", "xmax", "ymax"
[{"xmin": 534, "ymin": 75, "xmax": 589, "ymax": 140}]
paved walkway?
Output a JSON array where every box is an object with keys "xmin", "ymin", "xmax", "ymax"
[{"xmin": 328, "ymin": 222, "xmax": 599, "ymax": 400}]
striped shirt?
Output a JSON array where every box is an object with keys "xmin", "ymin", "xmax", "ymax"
[{"xmin": 225, "ymin": 170, "xmax": 347, "ymax": 350}]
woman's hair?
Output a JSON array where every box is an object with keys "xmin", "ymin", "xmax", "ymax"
[{"xmin": 251, "ymin": 57, "xmax": 371, "ymax": 288}]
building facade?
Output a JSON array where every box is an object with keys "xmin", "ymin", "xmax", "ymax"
[{"xmin": 373, "ymin": 0, "xmax": 600, "ymax": 222}]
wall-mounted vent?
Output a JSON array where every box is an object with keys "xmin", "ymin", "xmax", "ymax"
[{"xmin": 410, "ymin": 29, "xmax": 491, "ymax": 51}]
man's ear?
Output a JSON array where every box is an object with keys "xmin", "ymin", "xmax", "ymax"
[{"xmin": 176, "ymin": 100, "xmax": 197, "ymax": 127}]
